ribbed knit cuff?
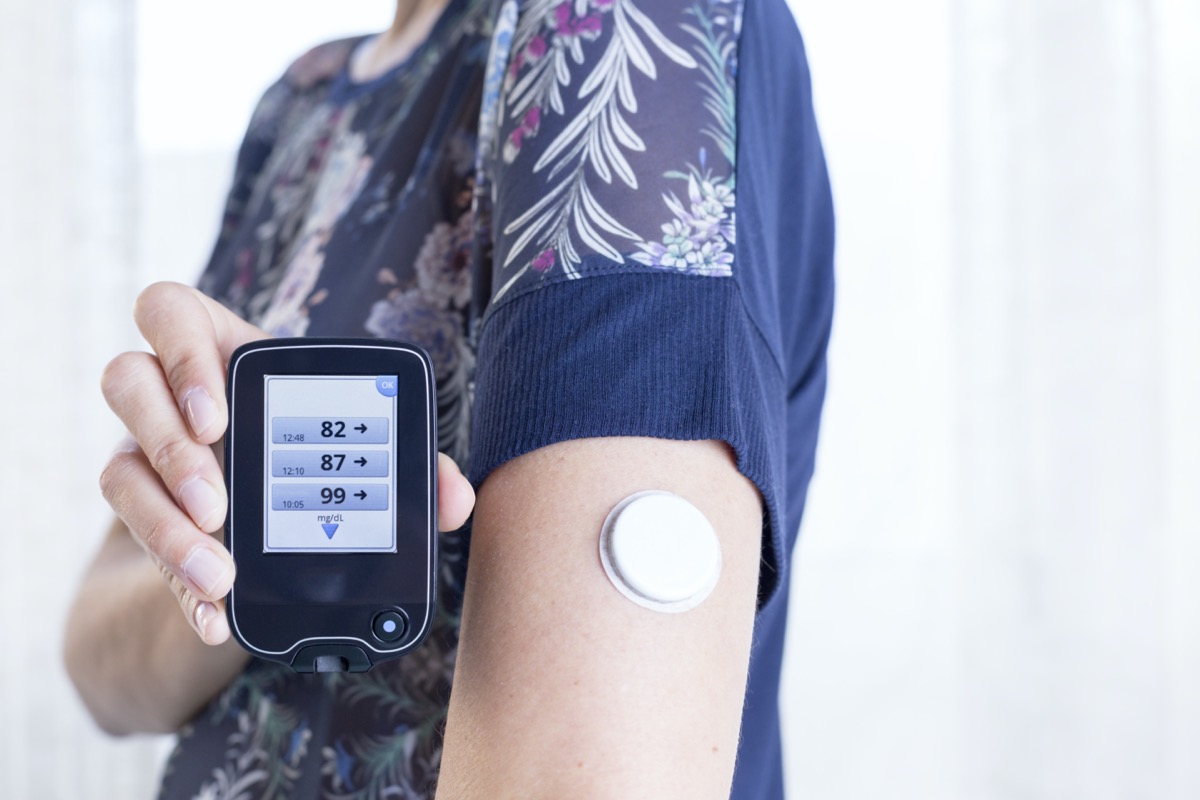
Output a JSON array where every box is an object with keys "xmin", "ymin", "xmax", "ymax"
[{"xmin": 469, "ymin": 271, "xmax": 787, "ymax": 606}]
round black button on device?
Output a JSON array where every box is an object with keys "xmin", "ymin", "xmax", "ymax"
[{"xmin": 371, "ymin": 609, "xmax": 408, "ymax": 643}]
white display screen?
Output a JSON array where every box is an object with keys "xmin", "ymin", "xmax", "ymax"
[{"xmin": 263, "ymin": 375, "xmax": 398, "ymax": 552}]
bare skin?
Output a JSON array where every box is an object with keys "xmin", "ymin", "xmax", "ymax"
[{"xmin": 436, "ymin": 437, "xmax": 761, "ymax": 799}]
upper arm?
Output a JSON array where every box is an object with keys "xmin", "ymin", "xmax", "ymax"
[{"xmin": 438, "ymin": 436, "xmax": 761, "ymax": 799}]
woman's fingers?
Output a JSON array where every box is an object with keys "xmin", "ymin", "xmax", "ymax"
[
  {"xmin": 96, "ymin": 282, "xmax": 266, "ymax": 646},
  {"xmin": 99, "ymin": 441, "xmax": 236, "ymax": 617},
  {"xmin": 101, "ymin": 352, "xmax": 225, "ymax": 532},
  {"xmin": 101, "ymin": 280, "xmax": 268, "ymax": 550},
  {"xmin": 437, "ymin": 453, "xmax": 475, "ymax": 531},
  {"xmin": 133, "ymin": 281, "xmax": 269, "ymax": 445}
]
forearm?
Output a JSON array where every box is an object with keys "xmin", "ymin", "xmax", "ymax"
[{"xmin": 63, "ymin": 519, "xmax": 250, "ymax": 735}]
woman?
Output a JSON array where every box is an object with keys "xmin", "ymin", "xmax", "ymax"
[{"xmin": 64, "ymin": 0, "xmax": 834, "ymax": 796}]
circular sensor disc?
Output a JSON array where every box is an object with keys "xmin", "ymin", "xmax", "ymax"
[{"xmin": 599, "ymin": 491, "xmax": 722, "ymax": 613}]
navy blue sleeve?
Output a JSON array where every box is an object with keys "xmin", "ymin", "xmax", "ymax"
[{"xmin": 469, "ymin": 0, "xmax": 833, "ymax": 606}]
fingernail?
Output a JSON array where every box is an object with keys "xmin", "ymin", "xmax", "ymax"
[
  {"xmin": 208, "ymin": 606, "xmax": 230, "ymax": 643},
  {"xmin": 183, "ymin": 387, "xmax": 218, "ymax": 438},
  {"xmin": 193, "ymin": 601, "xmax": 230, "ymax": 644},
  {"xmin": 194, "ymin": 601, "xmax": 215, "ymax": 640},
  {"xmin": 179, "ymin": 476, "xmax": 223, "ymax": 531},
  {"xmin": 182, "ymin": 545, "xmax": 232, "ymax": 597}
]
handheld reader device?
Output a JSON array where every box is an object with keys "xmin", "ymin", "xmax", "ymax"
[{"xmin": 224, "ymin": 338, "xmax": 437, "ymax": 673}]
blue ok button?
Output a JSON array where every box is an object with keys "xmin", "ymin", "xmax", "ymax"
[{"xmin": 376, "ymin": 375, "xmax": 398, "ymax": 397}]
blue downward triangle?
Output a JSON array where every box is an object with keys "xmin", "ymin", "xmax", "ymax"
[{"xmin": 321, "ymin": 523, "xmax": 339, "ymax": 539}]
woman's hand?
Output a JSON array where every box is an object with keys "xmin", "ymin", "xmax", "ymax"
[
  {"xmin": 67, "ymin": 281, "xmax": 474, "ymax": 735},
  {"xmin": 98, "ymin": 282, "xmax": 475, "ymax": 646}
]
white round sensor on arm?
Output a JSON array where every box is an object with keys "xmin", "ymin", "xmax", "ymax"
[{"xmin": 598, "ymin": 491, "xmax": 722, "ymax": 613}]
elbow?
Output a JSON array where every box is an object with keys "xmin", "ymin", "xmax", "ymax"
[
  {"xmin": 61, "ymin": 603, "xmax": 183, "ymax": 737},
  {"xmin": 63, "ymin": 645, "xmax": 183, "ymax": 736},
  {"xmin": 62, "ymin": 615, "xmax": 129, "ymax": 736},
  {"xmin": 62, "ymin": 621, "xmax": 128, "ymax": 737}
]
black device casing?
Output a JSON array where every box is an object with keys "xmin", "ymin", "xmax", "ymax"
[{"xmin": 224, "ymin": 338, "xmax": 438, "ymax": 672}]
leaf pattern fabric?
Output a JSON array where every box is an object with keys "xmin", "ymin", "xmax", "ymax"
[{"xmin": 484, "ymin": 0, "xmax": 742, "ymax": 304}]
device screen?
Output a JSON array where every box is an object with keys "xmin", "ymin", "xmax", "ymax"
[{"xmin": 264, "ymin": 375, "xmax": 399, "ymax": 553}]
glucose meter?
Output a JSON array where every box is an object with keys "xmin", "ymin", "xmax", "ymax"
[{"xmin": 224, "ymin": 338, "xmax": 437, "ymax": 672}]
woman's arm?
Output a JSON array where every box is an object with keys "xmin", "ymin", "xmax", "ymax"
[
  {"xmin": 436, "ymin": 436, "xmax": 762, "ymax": 800},
  {"xmin": 63, "ymin": 282, "xmax": 267, "ymax": 734}
]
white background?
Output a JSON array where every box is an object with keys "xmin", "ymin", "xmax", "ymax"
[{"xmin": 0, "ymin": 0, "xmax": 1197, "ymax": 797}]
